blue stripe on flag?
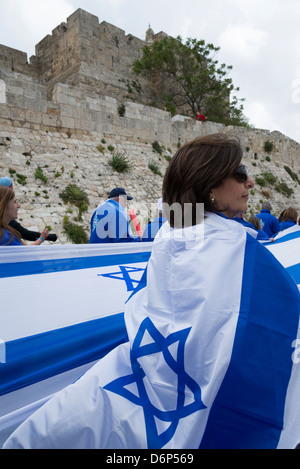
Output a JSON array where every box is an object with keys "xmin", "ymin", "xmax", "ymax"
[
  {"xmin": 287, "ymin": 264, "xmax": 300, "ymax": 286},
  {"xmin": 0, "ymin": 252, "xmax": 151, "ymax": 279},
  {"xmin": 0, "ymin": 313, "xmax": 128, "ymax": 397},
  {"xmin": 200, "ymin": 234, "xmax": 300, "ymax": 449},
  {"xmin": 267, "ymin": 230, "xmax": 300, "ymax": 246}
]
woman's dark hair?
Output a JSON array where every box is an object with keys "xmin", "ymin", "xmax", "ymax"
[
  {"xmin": 281, "ymin": 207, "xmax": 298, "ymax": 224},
  {"xmin": 162, "ymin": 133, "xmax": 243, "ymax": 227}
]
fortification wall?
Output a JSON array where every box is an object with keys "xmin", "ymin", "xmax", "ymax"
[
  {"xmin": 0, "ymin": 9, "xmax": 152, "ymax": 103},
  {"xmin": 0, "ymin": 44, "xmax": 39, "ymax": 78},
  {"xmin": 0, "ymin": 7, "xmax": 299, "ymax": 169},
  {"xmin": 0, "ymin": 8, "xmax": 299, "ymax": 244},
  {"xmin": 0, "ymin": 66, "xmax": 299, "ymax": 169},
  {"xmin": 1, "ymin": 115, "xmax": 299, "ymax": 245}
]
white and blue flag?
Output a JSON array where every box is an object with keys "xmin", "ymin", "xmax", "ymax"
[
  {"xmin": 0, "ymin": 243, "xmax": 151, "ymax": 446},
  {"xmin": 266, "ymin": 224, "xmax": 300, "ymax": 291},
  {"xmin": 3, "ymin": 213, "xmax": 300, "ymax": 449}
]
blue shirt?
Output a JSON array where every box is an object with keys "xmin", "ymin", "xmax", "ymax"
[
  {"xmin": 233, "ymin": 217, "xmax": 270, "ymax": 240},
  {"xmin": 142, "ymin": 217, "xmax": 167, "ymax": 242},
  {"xmin": 278, "ymin": 220, "xmax": 296, "ymax": 232},
  {"xmin": 89, "ymin": 199, "xmax": 140, "ymax": 244},
  {"xmin": 0, "ymin": 229, "xmax": 22, "ymax": 245},
  {"xmin": 255, "ymin": 210, "xmax": 280, "ymax": 237}
]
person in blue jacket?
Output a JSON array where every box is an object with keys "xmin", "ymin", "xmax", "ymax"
[
  {"xmin": 89, "ymin": 187, "xmax": 141, "ymax": 243},
  {"xmin": 255, "ymin": 202, "xmax": 279, "ymax": 237},
  {"xmin": 142, "ymin": 198, "xmax": 166, "ymax": 242},
  {"xmin": 277, "ymin": 207, "xmax": 298, "ymax": 232},
  {"xmin": 233, "ymin": 212, "xmax": 270, "ymax": 241}
]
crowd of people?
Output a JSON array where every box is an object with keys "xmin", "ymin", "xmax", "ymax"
[
  {"xmin": 0, "ymin": 168, "xmax": 298, "ymax": 247},
  {"xmin": 233, "ymin": 201, "xmax": 299, "ymax": 242}
]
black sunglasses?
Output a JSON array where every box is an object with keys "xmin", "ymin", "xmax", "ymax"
[{"xmin": 233, "ymin": 165, "xmax": 249, "ymax": 183}]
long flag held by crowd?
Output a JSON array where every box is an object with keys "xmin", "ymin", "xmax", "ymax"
[
  {"xmin": 2, "ymin": 214, "xmax": 300, "ymax": 449},
  {"xmin": 0, "ymin": 243, "xmax": 151, "ymax": 446}
]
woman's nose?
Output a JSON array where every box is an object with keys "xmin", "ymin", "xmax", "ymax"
[{"xmin": 246, "ymin": 176, "xmax": 255, "ymax": 188}]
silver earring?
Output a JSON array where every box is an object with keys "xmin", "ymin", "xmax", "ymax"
[{"xmin": 210, "ymin": 197, "xmax": 215, "ymax": 203}]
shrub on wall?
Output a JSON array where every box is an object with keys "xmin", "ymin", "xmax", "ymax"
[
  {"xmin": 34, "ymin": 166, "xmax": 48, "ymax": 183},
  {"xmin": 96, "ymin": 144, "xmax": 105, "ymax": 154},
  {"xmin": 16, "ymin": 173, "xmax": 27, "ymax": 185},
  {"xmin": 118, "ymin": 104, "xmax": 126, "ymax": 117},
  {"xmin": 63, "ymin": 221, "xmax": 89, "ymax": 244},
  {"xmin": 108, "ymin": 151, "xmax": 132, "ymax": 173},
  {"xmin": 275, "ymin": 181, "xmax": 294, "ymax": 197},
  {"xmin": 264, "ymin": 141, "xmax": 274, "ymax": 153},
  {"xmin": 59, "ymin": 184, "xmax": 89, "ymax": 221},
  {"xmin": 148, "ymin": 161, "xmax": 162, "ymax": 176},
  {"xmin": 284, "ymin": 165, "xmax": 300, "ymax": 183},
  {"xmin": 152, "ymin": 141, "xmax": 162, "ymax": 155}
]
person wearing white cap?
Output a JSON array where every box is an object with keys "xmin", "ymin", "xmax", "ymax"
[
  {"xmin": 89, "ymin": 187, "xmax": 141, "ymax": 243},
  {"xmin": 142, "ymin": 197, "xmax": 167, "ymax": 242}
]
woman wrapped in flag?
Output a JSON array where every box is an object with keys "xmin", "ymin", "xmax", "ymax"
[{"xmin": 4, "ymin": 133, "xmax": 300, "ymax": 449}]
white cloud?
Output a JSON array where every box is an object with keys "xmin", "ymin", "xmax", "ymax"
[
  {"xmin": 0, "ymin": 0, "xmax": 74, "ymax": 57},
  {"xmin": 244, "ymin": 101, "xmax": 283, "ymax": 133},
  {"xmin": 219, "ymin": 25, "xmax": 268, "ymax": 64},
  {"xmin": 291, "ymin": 79, "xmax": 300, "ymax": 104},
  {"xmin": 178, "ymin": 16, "xmax": 193, "ymax": 40}
]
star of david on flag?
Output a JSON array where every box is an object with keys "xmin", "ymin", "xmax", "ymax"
[
  {"xmin": 104, "ymin": 317, "xmax": 206, "ymax": 448},
  {"xmin": 98, "ymin": 266, "xmax": 146, "ymax": 291}
]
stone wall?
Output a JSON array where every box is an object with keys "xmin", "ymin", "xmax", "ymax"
[
  {"xmin": 0, "ymin": 44, "xmax": 38, "ymax": 78},
  {"xmin": 1, "ymin": 119, "xmax": 299, "ymax": 245},
  {"xmin": 1, "ymin": 66, "xmax": 300, "ymax": 168},
  {"xmin": 0, "ymin": 8, "xmax": 299, "ymax": 244},
  {"xmin": 0, "ymin": 7, "xmax": 299, "ymax": 167}
]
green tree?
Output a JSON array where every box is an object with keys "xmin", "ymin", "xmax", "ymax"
[{"xmin": 132, "ymin": 36, "xmax": 248, "ymax": 126}]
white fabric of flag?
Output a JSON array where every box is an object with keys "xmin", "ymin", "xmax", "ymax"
[
  {"xmin": 0, "ymin": 243, "xmax": 151, "ymax": 446},
  {"xmin": 266, "ymin": 224, "xmax": 300, "ymax": 291},
  {"xmin": 3, "ymin": 213, "xmax": 300, "ymax": 449}
]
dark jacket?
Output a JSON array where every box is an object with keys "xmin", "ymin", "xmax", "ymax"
[{"xmin": 9, "ymin": 220, "xmax": 57, "ymax": 242}]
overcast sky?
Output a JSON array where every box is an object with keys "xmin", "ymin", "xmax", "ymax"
[{"xmin": 0, "ymin": 0, "xmax": 300, "ymax": 144}]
